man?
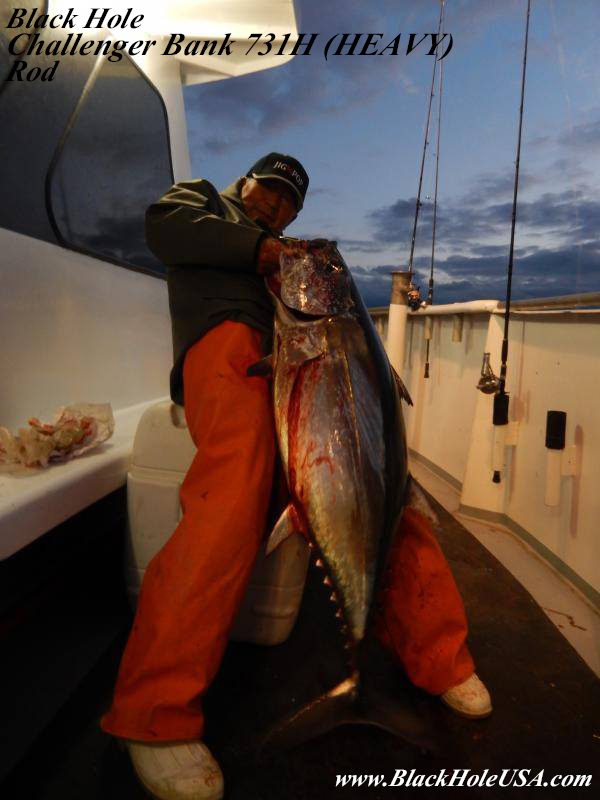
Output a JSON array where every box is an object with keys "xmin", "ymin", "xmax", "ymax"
[{"xmin": 101, "ymin": 154, "xmax": 491, "ymax": 800}]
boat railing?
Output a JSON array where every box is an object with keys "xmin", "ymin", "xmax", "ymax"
[
  {"xmin": 369, "ymin": 290, "xmax": 600, "ymax": 322},
  {"xmin": 498, "ymin": 291, "xmax": 600, "ymax": 311},
  {"xmin": 371, "ymin": 287, "xmax": 599, "ymax": 610}
]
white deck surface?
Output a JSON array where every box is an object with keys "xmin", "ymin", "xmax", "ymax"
[
  {"xmin": 0, "ymin": 399, "xmax": 168, "ymax": 560},
  {"xmin": 411, "ymin": 459, "xmax": 600, "ymax": 677}
]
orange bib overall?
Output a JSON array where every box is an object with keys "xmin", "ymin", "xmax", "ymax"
[{"xmin": 100, "ymin": 321, "xmax": 473, "ymax": 742}]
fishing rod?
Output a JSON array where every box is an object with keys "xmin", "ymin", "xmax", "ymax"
[
  {"xmin": 490, "ymin": 0, "xmax": 532, "ymax": 482},
  {"xmin": 424, "ymin": 21, "xmax": 445, "ymax": 379},
  {"xmin": 406, "ymin": 0, "xmax": 445, "ymax": 297},
  {"xmin": 427, "ymin": 45, "xmax": 444, "ymax": 306}
]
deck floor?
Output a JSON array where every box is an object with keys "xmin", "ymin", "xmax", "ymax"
[
  {"xmin": 410, "ymin": 459, "xmax": 600, "ymax": 676},
  {"xmin": 2, "ymin": 485, "xmax": 599, "ymax": 798}
]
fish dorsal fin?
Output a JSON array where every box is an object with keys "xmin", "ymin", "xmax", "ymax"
[
  {"xmin": 246, "ymin": 354, "xmax": 273, "ymax": 378},
  {"xmin": 266, "ymin": 504, "xmax": 298, "ymax": 555},
  {"xmin": 391, "ymin": 366, "xmax": 413, "ymax": 406}
]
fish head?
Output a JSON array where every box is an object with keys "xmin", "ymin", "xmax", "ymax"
[{"xmin": 279, "ymin": 240, "xmax": 354, "ymax": 317}]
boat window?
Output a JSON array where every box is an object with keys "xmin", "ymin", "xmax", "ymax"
[
  {"xmin": 48, "ymin": 55, "xmax": 173, "ymax": 275},
  {"xmin": 0, "ymin": 0, "xmax": 92, "ymax": 245},
  {"xmin": 0, "ymin": 2, "xmax": 39, "ymax": 81},
  {"xmin": 0, "ymin": 36, "xmax": 9, "ymax": 83},
  {"xmin": 0, "ymin": 15, "xmax": 10, "ymax": 81}
]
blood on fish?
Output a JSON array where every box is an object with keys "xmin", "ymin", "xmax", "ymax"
[
  {"xmin": 266, "ymin": 272, "xmax": 282, "ymax": 298},
  {"xmin": 289, "ymin": 504, "xmax": 308, "ymax": 540},
  {"xmin": 287, "ymin": 363, "xmax": 310, "ymax": 537},
  {"xmin": 298, "ymin": 438, "xmax": 335, "ymax": 475},
  {"xmin": 307, "ymin": 454, "xmax": 334, "ymax": 473}
]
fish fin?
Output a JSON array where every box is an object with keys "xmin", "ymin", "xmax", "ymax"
[
  {"xmin": 354, "ymin": 682, "xmax": 439, "ymax": 752},
  {"xmin": 260, "ymin": 671, "xmax": 437, "ymax": 760},
  {"xmin": 265, "ymin": 504, "xmax": 297, "ymax": 555},
  {"xmin": 260, "ymin": 673, "xmax": 359, "ymax": 758},
  {"xmin": 406, "ymin": 476, "xmax": 439, "ymax": 527},
  {"xmin": 391, "ymin": 365, "xmax": 413, "ymax": 406},
  {"xmin": 246, "ymin": 355, "xmax": 273, "ymax": 378}
]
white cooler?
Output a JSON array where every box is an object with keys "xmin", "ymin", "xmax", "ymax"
[{"xmin": 125, "ymin": 401, "xmax": 310, "ymax": 646}]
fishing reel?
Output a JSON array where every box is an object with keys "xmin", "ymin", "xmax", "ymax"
[
  {"xmin": 476, "ymin": 352, "xmax": 500, "ymax": 394},
  {"xmin": 407, "ymin": 280, "xmax": 423, "ymax": 311}
]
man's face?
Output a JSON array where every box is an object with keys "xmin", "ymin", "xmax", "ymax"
[{"xmin": 240, "ymin": 177, "xmax": 298, "ymax": 234}]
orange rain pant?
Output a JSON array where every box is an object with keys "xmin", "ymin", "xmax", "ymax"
[{"xmin": 100, "ymin": 321, "xmax": 474, "ymax": 743}]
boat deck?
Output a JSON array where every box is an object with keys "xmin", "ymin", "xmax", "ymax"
[{"xmin": 1, "ymin": 483, "xmax": 598, "ymax": 798}]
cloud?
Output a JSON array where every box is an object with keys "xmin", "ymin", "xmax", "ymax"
[
  {"xmin": 549, "ymin": 157, "xmax": 589, "ymax": 183},
  {"xmin": 368, "ymin": 194, "xmax": 504, "ymax": 249},
  {"xmin": 349, "ymin": 159, "xmax": 600, "ymax": 307},
  {"xmin": 447, "ymin": 0, "xmax": 521, "ymax": 28},
  {"xmin": 308, "ymin": 186, "xmax": 339, "ymax": 198},
  {"xmin": 350, "ymin": 240, "xmax": 600, "ymax": 308},
  {"xmin": 530, "ymin": 115, "xmax": 600, "ymax": 155},
  {"xmin": 468, "ymin": 169, "xmax": 542, "ymax": 203},
  {"xmin": 60, "ymin": 212, "xmax": 163, "ymax": 272},
  {"xmin": 557, "ymin": 119, "xmax": 600, "ymax": 152},
  {"xmin": 368, "ymin": 180, "xmax": 600, "ymax": 253},
  {"xmin": 184, "ymin": 0, "xmax": 442, "ymax": 153},
  {"xmin": 337, "ymin": 237, "xmax": 391, "ymax": 254}
]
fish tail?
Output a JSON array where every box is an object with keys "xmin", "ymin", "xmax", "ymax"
[
  {"xmin": 259, "ymin": 673, "xmax": 359, "ymax": 758},
  {"xmin": 259, "ymin": 671, "xmax": 437, "ymax": 759}
]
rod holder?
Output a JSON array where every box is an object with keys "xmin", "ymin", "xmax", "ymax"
[
  {"xmin": 390, "ymin": 270, "xmax": 411, "ymax": 306},
  {"xmin": 544, "ymin": 411, "xmax": 576, "ymax": 506},
  {"xmin": 424, "ymin": 316, "xmax": 433, "ymax": 341},
  {"xmin": 492, "ymin": 425, "xmax": 506, "ymax": 480},
  {"xmin": 545, "ymin": 449, "xmax": 562, "ymax": 506},
  {"xmin": 491, "ymin": 393, "xmax": 517, "ymax": 483},
  {"xmin": 387, "ymin": 270, "xmax": 411, "ymax": 378},
  {"xmin": 491, "ymin": 420, "xmax": 519, "ymax": 476},
  {"xmin": 452, "ymin": 314, "xmax": 463, "ymax": 342}
]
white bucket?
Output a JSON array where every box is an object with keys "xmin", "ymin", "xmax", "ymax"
[{"xmin": 125, "ymin": 401, "xmax": 310, "ymax": 646}]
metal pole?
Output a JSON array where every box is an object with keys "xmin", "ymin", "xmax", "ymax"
[{"xmin": 386, "ymin": 270, "xmax": 412, "ymax": 378}]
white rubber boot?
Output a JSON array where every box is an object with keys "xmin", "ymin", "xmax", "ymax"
[
  {"xmin": 441, "ymin": 673, "xmax": 492, "ymax": 719},
  {"xmin": 124, "ymin": 740, "xmax": 224, "ymax": 800}
]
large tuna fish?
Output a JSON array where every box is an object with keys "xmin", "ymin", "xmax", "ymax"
[{"xmin": 254, "ymin": 240, "xmax": 430, "ymax": 750}]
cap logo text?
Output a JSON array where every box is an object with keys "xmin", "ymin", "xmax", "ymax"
[{"xmin": 273, "ymin": 160, "xmax": 304, "ymax": 186}]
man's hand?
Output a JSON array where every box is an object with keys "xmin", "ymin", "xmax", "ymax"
[{"xmin": 256, "ymin": 236, "xmax": 288, "ymax": 275}]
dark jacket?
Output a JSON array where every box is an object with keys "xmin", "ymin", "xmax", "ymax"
[{"xmin": 145, "ymin": 178, "xmax": 273, "ymax": 404}]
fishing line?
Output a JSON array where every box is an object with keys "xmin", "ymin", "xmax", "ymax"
[
  {"xmin": 424, "ymin": 17, "xmax": 445, "ymax": 379},
  {"xmin": 549, "ymin": 0, "xmax": 583, "ymax": 296},
  {"xmin": 499, "ymin": 0, "xmax": 531, "ymax": 396},
  {"xmin": 428, "ymin": 29, "xmax": 444, "ymax": 306},
  {"xmin": 492, "ymin": 0, "xmax": 532, "ymax": 483},
  {"xmin": 407, "ymin": 0, "xmax": 444, "ymax": 282}
]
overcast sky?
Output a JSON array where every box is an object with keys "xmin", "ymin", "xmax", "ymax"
[{"xmin": 184, "ymin": 0, "xmax": 600, "ymax": 306}]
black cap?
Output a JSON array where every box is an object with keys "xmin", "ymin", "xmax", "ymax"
[{"xmin": 246, "ymin": 152, "xmax": 309, "ymax": 209}]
